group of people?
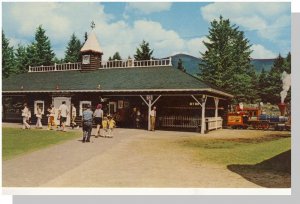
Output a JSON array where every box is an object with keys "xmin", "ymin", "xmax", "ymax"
[
  {"xmin": 81, "ymin": 103, "xmax": 116, "ymax": 143},
  {"xmin": 21, "ymin": 102, "xmax": 156, "ymax": 143},
  {"xmin": 21, "ymin": 101, "xmax": 73, "ymax": 131},
  {"xmin": 130, "ymin": 106, "xmax": 157, "ymax": 131},
  {"xmin": 21, "ymin": 103, "xmax": 43, "ymax": 129}
]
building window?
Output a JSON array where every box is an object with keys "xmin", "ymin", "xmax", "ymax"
[
  {"xmin": 34, "ymin": 100, "xmax": 45, "ymax": 115},
  {"xmin": 79, "ymin": 101, "xmax": 91, "ymax": 116},
  {"xmin": 82, "ymin": 55, "xmax": 90, "ymax": 64}
]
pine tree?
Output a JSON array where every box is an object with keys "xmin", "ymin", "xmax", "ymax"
[
  {"xmin": 199, "ymin": 16, "xmax": 254, "ymax": 103},
  {"xmin": 64, "ymin": 33, "xmax": 81, "ymax": 63},
  {"xmin": 134, "ymin": 40, "xmax": 154, "ymax": 60},
  {"xmin": 15, "ymin": 44, "xmax": 28, "ymax": 73},
  {"xmin": 264, "ymin": 54, "xmax": 285, "ymax": 104},
  {"xmin": 2, "ymin": 30, "xmax": 15, "ymax": 78},
  {"xmin": 177, "ymin": 58, "xmax": 186, "ymax": 72},
  {"xmin": 29, "ymin": 25, "xmax": 55, "ymax": 66},
  {"xmin": 112, "ymin": 52, "xmax": 122, "ymax": 60},
  {"xmin": 84, "ymin": 32, "xmax": 88, "ymax": 43}
]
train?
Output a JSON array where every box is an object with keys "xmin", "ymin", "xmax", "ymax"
[{"xmin": 227, "ymin": 103, "xmax": 291, "ymax": 131}]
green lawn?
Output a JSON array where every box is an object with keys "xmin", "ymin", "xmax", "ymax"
[
  {"xmin": 176, "ymin": 134, "xmax": 291, "ymax": 165},
  {"xmin": 2, "ymin": 127, "xmax": 82, "ymax": 160}
]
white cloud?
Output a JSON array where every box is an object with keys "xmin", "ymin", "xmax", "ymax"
[
  {"xmin": 186, "ymin": 37, "xmax": 208, "ymax": 57},
  {"xmin": 251, "ymin": 44, "xmax": 277, "ymax": 59},
  {"xmin": 126, "ymin": 2, "xmax": 172, "ymax": 14},
  {"xmin": 200, "ymin": 2, "xmax": 290, "ymax": 41},
  {"xmin": 3, "ymin": 2, "xmax": 207, "ymax": 60}
]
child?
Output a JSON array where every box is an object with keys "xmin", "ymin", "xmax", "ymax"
[
  {"xmin": 35, "ymin": 105, "xmax": 43, "ymax": 129},
  {"xmin": 47, "ymin": 104, "xmax": 56, "ymax": 130},
  {"xmin": 107, "ymin": 115, "xmax": 116, "ymax": 138},
  {"xmin": 101, "ymin": 116, "xmax": 108, "ymax": 138},
  {"xmin": 22, "ymin": 104, "xmax": 31, "ymax": 129}
]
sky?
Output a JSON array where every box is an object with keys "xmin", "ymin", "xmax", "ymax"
[{"xmin": 2, "ymin": 2, "xmax": 291, "ymax": 60}]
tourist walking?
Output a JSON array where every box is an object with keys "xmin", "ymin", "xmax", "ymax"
[
  {"xmin": 21, "ymin": 103, "xmax": 31, "ymax": 129},
  {"xmin": 71, "ymin": 104, "xmax": 77, "ymax": 129},
  {"xmin": 150, "ymin": 106, "xmax": 157, "ymax": 131},
  {"xmin": 82, "ymin": 104, "xmax": 93, "ymax": 143},
  {"xmin": 35, "ymin": 105, "xmax": 43, "ymax": 128},
  {"xmin": 107, "ymin": 115, "xmax": 116, "ymax": 138},
  {"xmin": 47, "ymin": 104, "xmax": 56, "ymax": 130},
  {"xmin": 93, "ymin": 104, "xmax": 103, "ymax": 137},
  {"xmin": 58, "ymin": 101, "xmax": 69, "ymax": 132}
]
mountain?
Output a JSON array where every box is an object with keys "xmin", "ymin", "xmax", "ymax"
[
  {"xmin": 250, "ymin": 59, "xmax": 275, "ymax": 72},
  {"xmin": 170, "ymin": 54, "xmax": 275, "ymax": 76}
]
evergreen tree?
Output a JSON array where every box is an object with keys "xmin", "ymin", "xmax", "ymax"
[
  {"xmin": 29, "ymin": 25, "xmax": 55, "ymax": 66},
  {"xmin": 25, "ymin": 44, "xmax": 38, "ymax": 68},
  {"xmin": 264, "ymin": 54, "xmax": 285, "ymax": 104},
  {"xmin": 15, "ymin": 44, "xmax": 28, "ymax": 73},
  {"xmin": 263, "ymin": 53, "xmax": 291, "ymax": 104},
  {"xmin": 199, "ymin": 16, "xmax": 254, "ymax": 103},
  {"xmin": 84, "ymin": 32, "xmax": 88, "ymax": 43},
  {"xmin": 2, "ymin": 30, "xmax": 16, "ymax": 78},
  {"xmin": 177, "ymin": 58, "xmax": 186, "ymax": 72},
  {"xmin": 112, "ymin": 52, "xmax": 122, "ymax": 60},
  {"xmin": 64, "ymin": 33, "xmax": 81, "ymax": 63},
  {"xmin": 134, "ymin": 40, "xmax": 154, "ymax": 60}
]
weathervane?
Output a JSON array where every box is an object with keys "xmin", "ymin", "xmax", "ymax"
[{"xmin": 91, "ymin": 21, "xmax": 95, "ymax": 30}]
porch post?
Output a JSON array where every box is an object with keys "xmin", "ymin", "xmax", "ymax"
[
  {"xmin": 148, "ymin": 99, "xmax": 152, "ymax": 131},
  {"xmin": 201, "ymin": 95, "xmax": 207, "ymax": 134},
  {"xmin": 214, "ymin": 97, "xmax": 219, "ymax": 130}
]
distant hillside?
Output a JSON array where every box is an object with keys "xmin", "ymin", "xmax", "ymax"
[
  {"xmin": 250, "ymin": 59, "xmax": 275, "ymax": 72},
  {"xmin": 170, "ymin": 54, "xmax": 275, "ymax": 76}
]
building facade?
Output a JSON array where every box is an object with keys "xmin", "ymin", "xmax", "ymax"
[{"xmin": 2, "ymin": 31, "xmax": 233, "ymax": 134}]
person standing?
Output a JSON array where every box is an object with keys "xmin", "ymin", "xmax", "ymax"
[
  {"xmin": 27, "ymin": 108, "xmax": 32, "ymax": 125},
  {"xmin": 150, "ymin": 106, "xmax": 157, "ymax": 131},
  {"xmin": 93, "ymin": 104, "xmax": 103, "ymax": 137},
  {"xmin": 82, "ymin": 104, "xmax": 93, "ymax": 143},
  {"xmin": 136, "ymin": 108, "xmax": 141, "ymax": 128},
  {"xmin": 58, "ymin": 101, "xmax": 69, "ymax": 132},
  {"xmin": 21, "ymin": 103, "xmax": 31, "ymax": 129},
  {"xmin": 35, "ymin": 105, "xmax": 43, "ymax": 129},
  {"xmin": 47, "ymin": 104, "xmax": 56, "ymax": 130},
  {"xmin": 71, "ymin": 104, "xmax": 77, "ymax": 129}
]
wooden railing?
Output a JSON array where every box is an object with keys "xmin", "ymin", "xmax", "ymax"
[
  {"xmin": 158, "ymin": 116, "xmax": 223, "ymax": 131},
  {"xmin": 28, "ymin": 58, "xmax": 172, "ymax": 72},
  {"xmin": 206, "ymin": 117, "xmax": 223, "ymax": 130},
  {"xmin": 29, "ymin": 62, "xmax": 82, "ymax": 72}
]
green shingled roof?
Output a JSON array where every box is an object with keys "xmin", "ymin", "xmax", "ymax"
[{"xmin": 2, "ymin": 66, "xmax": 232, "ymax": 97}]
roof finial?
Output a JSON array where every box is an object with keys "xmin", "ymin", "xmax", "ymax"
[{"xmin": 91, "ymin": 21, "xmax": 95, "ymax": 30}]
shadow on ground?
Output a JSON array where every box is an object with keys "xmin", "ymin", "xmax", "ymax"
[{"xmin": 227, "ymin": 150, "xmax": 291, "ymax": 188}]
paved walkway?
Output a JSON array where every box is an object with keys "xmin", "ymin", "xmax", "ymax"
[{"xmin": 2, "ymin": 124, "xmax": 259, "ymax": 188}]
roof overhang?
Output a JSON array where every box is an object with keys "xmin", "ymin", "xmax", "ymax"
[{"xmin": 2, "ymin": 88, "xmax": 234, "ymax": 98}]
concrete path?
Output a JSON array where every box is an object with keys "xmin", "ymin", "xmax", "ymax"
[{"xmin": 2, "ymin": 125, "xmax": 260, "ymax": 188}]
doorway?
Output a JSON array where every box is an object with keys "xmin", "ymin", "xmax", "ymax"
[{"xmin": 53, "ymin": 97, "xmax": 71, "ymax": 126}]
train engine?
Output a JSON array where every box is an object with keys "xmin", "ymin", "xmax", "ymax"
[{"xmin": 227, "ymin": 103, "xmax": 290, "ymax": 130}]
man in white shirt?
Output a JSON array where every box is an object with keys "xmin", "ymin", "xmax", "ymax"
[
  {"xmin": 58, "ymin": 101, "xmax": 69, "ymax": 131},
  {"xmin": 150, "ymin": 106, "xmax": 157, "ymax": 131}
]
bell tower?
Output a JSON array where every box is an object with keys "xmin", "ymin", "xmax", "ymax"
[{"xmin": 80, "ymin": 22, "xmax": 103, "ymax": 70}]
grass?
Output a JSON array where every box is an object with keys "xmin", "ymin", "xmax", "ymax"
[
  {"xmin": 177, "ymin": 134, "xmax": 291, "ymax": 165},
  {"xmin": 2, "ymin": 127, "xmax": 82, "ymax": 160}
]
